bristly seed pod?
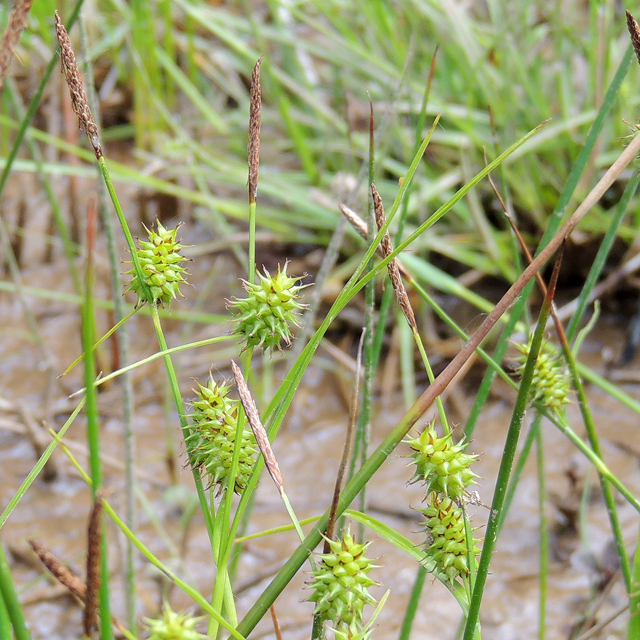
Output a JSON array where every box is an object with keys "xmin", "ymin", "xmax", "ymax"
[
  {"xmin": 308, "ymin": 528, "xmax": 378, "ymax": 636},
  {"xmin": 229, "ymin": 263, "xmax": 307, "ymax": 353},
  {"xmin": 125, "ymin": 220, "xmax": 189, "ymax": 307},
  {"xmin": 185, "ymin": 376, "xmax": 257, "ymax": 495},
  {"xmin": 418, "ymin": 494, "xmax": 481, "ymax": 587},
  {"xmin": 143, "ymin": 602, "xmax": 205, "ymax": 640},
  {"xmin": 514, "ymin": 340, "xmax": 571, "ymax": 411},
  {"xmin": 405, "ymin": 421, "xmax": 478, "ymax": 501}
]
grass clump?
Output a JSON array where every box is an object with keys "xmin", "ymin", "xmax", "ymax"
[{"xmin": 3, "ymin": 4, "xmax": 640, "ymax": 640}]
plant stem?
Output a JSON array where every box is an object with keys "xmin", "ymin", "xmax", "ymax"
[{"xmin": 0, "ymin": 541, "xmax": 30, "ymax": 640}]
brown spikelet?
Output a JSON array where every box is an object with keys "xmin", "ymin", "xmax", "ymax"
[
  {"xmin": 231, "ymin": 360, "xmax": 283, "ymax": 492},
  {"xmin": 0, "ymin": 0, "xmax": 33, "ymax": 96},
  {"xmin": 627, "ymin": 11, "xmax": 640, "ymax": 66},
  {"xmin": 28, "ymin": 538, "xmax": 87, "ymax": 602},
  {"xmin": 371, "ymin": 184, "xmax": 416, "ymax": 329},
  {"xmin": 248, "ymin": 56, "xmax": 263, "ymax": 205},
  {"xmin": 84, "ymin": 495, "xmax": 103, "ymax": 637},
  {"xmin": 339, "ymin": 203, "xmax": 369, "ymax": 241},
  {"xmin": 339, "ymin": 202, "xmax": 412, "ymax": 280},
  {"xmin": 54, "ymin": 11, "xmax": 102, "ymax": 159}
]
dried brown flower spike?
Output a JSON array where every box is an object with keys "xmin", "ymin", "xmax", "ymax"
[
  {"xmin": 627, "ymin": 11, "xmax": 640, "ymax": 66},
  {"xmin": 54, "ymin": 10, "xmax": 102, "ymax": 159},
  {"xmin": 371, "ymin": 183, "xmax": 416, "ymax": 330},
  {"xmin": 248, "ymin": 56, "xmax": 263, "ymax": 205},
  {"xmin": 0, "ymin": 0, "xmax": 33, "ymax": 95}
]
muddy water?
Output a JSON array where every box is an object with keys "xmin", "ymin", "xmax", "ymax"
[{"xmin": 2, "ymin": 177, "xmax": 640, "ymax": 639}]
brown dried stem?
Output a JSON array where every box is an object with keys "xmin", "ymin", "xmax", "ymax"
[
  {"xmin": 231, "ymin": 360, "xmax": 283, "ymax": 492},
  {"xmin": 248, "ymin": 56, "xmax": 263, "ymax": 205},
  {"xmin": 324, "ymin": 329, "xmax": 366, "ymax": 549},
  {"xmin": 54, "ymin": 11, "xmax": 102, "ymax": 159},
  {"xmin": 0, "ymin": 0, "xmax": 33, "ymax": 95}
]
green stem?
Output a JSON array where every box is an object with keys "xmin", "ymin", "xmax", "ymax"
[
  {"xmin": 463, "ymin": 274, "xmax": 555, "ymax": 640},
  {"xmin": 536, "ymin": 421, "xmax": 547, "ymax": 640},
  {"xmin": 149, "ymin": 305, "xmax": 214, "ymax": 540},
  {"xmin": 0, "ymin": 541, "xmax": 30, "ymax": 640},
  {"xmin": 81, "ymin": 210, "xmax": 112, "ymax": 640},
  {"xmin": 398, "ymin": 567, "xmax": 426, "ymax": 640}
]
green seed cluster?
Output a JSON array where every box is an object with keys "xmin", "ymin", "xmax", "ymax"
[
  {"xmin": 229, "ymin": 264, "xmax": 306, "ymax": 352},
  {"xmin": 515, "ymin": 341, "xmax": 571, "ymax": 410},
  {"xmin": 143, "ymin": 602, "xmax": 205, "ymax": 640},
  {"xmin": 126, "ymin": 220, "xmax": 188, "ymax": 306},
  {"xmin": 405, "ymin": 421, "xmax": 478, "ymax": 500},
  {"xmin": 186, "ymin": 377, "xmax": 257, "ymax": 495},
  {"xmin": 419, "ymin": 496, "xmax": 481, "ymax": 586},
  {"xmin": 308, "ymin": 529, "xmax": 378, "ymax": 635}
]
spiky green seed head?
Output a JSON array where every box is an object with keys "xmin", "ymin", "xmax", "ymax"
[
  {"xmin": 143, "ymin": 602, "xmax": 205, "ymax": 640},
  {"xmin": 515, "ymin": 340, "xmax": 571, "ymax": 410},
  {"xmin": 419, "ymin": 494, "xmax": 481, "ymax": 587},
  {"xmin": 186, "ymin": 376, "xmax": 257, "ymax": 495},
  {"xmin": 229, "ymin": 264, "xmax": 307, "ymax": 353},
  {"xmin": 405, "ymin": 422, "xmax": 478, "ymax": 501},
  {"xmin": 331, "ymin": 619, "xmax": 373, "ymax": 640},
  {"xmin": 308, "ymin": 529, "xmax": 378, "ymax": 633},
  {"xmin": 125, "ymin": 220, "xmax": 189, "ymax": 307}
]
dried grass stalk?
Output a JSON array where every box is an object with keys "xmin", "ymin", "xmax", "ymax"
[
  {"xmin": 0, "ymin": 0, "xmax": 33, "ymax": 95},
  {"xmin": 231, "ymin": 360, "xmax": 283, "ymax": 492},
  {"xmin": 248, "ymin": 56, "xmax": 263, "ymax": 205},
  {"xmin": 371, "ymin": 184, "xmax": 416, "ymax": 329},
  {"xmin": 54, "ymin": 11, "xmax": 102, "ymax": 159}
]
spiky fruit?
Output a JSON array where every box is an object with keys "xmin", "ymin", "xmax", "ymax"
[
  {"xmin": 308, "ymin": 529, "xmax": 378, "ymax": 636},
  {"xmin": 331, "ymin": 620, "xmax": 372, "ymax": 640},
  {"xmin": 419, "ymin": 494, "xmax": 481, "ymax": 587},
  {"xmin": 125, "ymin": 220, "xmax": 189, "ymax": 307},
  {"xmin": 405, "ymin": 422, "xmax": 478, "ymax": 501},
  {"xmin": 143, "ymin": 602, "xmax": 205, "ymax": 640},
  {"xmin": 185, "ymin": 376, "xmax": 257, "ymax": 495},
  {"xmin": 515, "ymin": 340, "xmax": 571, "ymax": 410},
  {"xmin": 229, "ymin": 264, "xmax": 307, "ymax": 353}
]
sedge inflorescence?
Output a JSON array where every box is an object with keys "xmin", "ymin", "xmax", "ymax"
[
  {"xmin": 143, "ymin": 602, "xmax": 205, "ymax": 640},
  {"xmin": 126, "ymin": 220, "xmax": 189, "ymax": 307},
  {"xmin": 229, "ymin": 263, "xmax": 306, "ymax": 353},
  {"xmin": 418, "ymin": 495, "xmax": 481, "ymax": 587},
  {"xmin": 405, "ymin": 422, "xmax": 481, "ymax": 587},
  {"xmin": 186, "ymin": 376, "xmax": 257, "ymax": 495},
  {"xmin": 514, "ymin": 339, "xmax": 571, "ymax": 411},
  {"xmin": 405, "ymin": 421, "xmax": 478, "ymax": 501},
  {"xmin": 308, "ymin": 529, "xmax": 378, "ymax": 637}
]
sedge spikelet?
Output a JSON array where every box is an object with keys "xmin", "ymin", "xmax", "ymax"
[
  {"xmin": 143, "ymin": 602, "xmax": 205, "ymax": 640},
  {"xmin": 229, "ymin": 263, "xmax": 307, "ymax": 353},
  {"xmin": 405, "ymin": 422, "xmax": 478, "ymax": 501},
  {"xmin": 125, "ymin": 220, "xmax": 189, "ymax": 307},
  {"xmin": 308, "ymin": 528, "xmax": 378, "ymax": 636},
  {"xmin": 186, "ymin": 376, "xmax": 257, "ymax": 495},
  {"xmin": 514, "ymin": 340, "xmax": 571, "ymax": 411},
  {"xmin": 419, "ymin": 494, "xmax": 481, "ymax": 587}
]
